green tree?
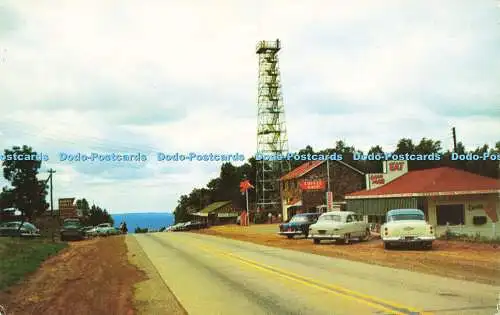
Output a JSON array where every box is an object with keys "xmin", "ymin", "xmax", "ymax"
[
  {"xmin": 76, "ymin": 198, "xmax": 90, "ymax": 217},
  {"xmin": 0, "ymin": 187, "xmax": 15, "ymax": 210},
  {"xmin": 83, "ymin": 204, "xmax": 114, "ymax": 226},
  {"xmin": 1, "ymin": 145, "xmax": 49, "ymax": 220},
  {"xmin": 394, "ymin": 138, "xmax": 415, "ymax": 155},
  {"xmin": 174, "ymin": 194, "xmax": 190, "ymax": 224}
]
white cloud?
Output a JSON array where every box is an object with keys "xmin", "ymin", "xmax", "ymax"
[{"xmin": 0, "ymin": 0, "xmax": 498, "ymax": 212}]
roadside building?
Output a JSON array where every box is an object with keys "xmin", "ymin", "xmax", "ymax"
[
  {"xmin": 345, "ymin": 160, "xmax": 500, "ymax": 237},
  {"xmin": 280, "ymin": 160, "xmax": 365, "ymax": 221},
  {"xmin": 191, "ymin": 201, "xmax": 238, "ymax": 226}
]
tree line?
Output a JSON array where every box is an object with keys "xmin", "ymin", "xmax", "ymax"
[
  {"xmin": 174, "ymin": 138, "xmax": 500, "ymax": 223},
  {"xmin": 0, "ymin": 145, "xmax": 113, "ymax": 225}
]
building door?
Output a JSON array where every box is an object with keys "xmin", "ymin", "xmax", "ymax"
[{"xmin": 436, "ymin": 204, "xmax": 465, "ymax": 226}]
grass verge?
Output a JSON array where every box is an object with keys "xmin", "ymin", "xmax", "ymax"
[
  {"xmin": 438, "ymin": 230, "xmax": 500, "ymax": 244},
  {"xmin": 0, "ymin": 237, "xmax": 67, "ymax": 290}
]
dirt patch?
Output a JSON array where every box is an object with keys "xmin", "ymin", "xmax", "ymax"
[
  {"xmin": 194, "ymin": 224, "xmax": 500, "ymax": 286},
  {"xmin": 0, "ymin": 236, "xmax": 146, "ymax": 315},
  {"xmin": 126, "ymin": 236, "xmax": 186, "ymax": 315}
]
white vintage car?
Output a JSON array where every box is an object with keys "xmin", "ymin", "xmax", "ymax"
[
  {"xmin": 381, "ymin": 209, "xmax": 435, "ymax": 249},
  {"xmin": 309, "ymin": 211, "xmax": 370, "ymax": 244}
]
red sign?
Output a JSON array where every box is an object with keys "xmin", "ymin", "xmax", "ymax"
[
  {"xmin": 299, "ymin": 180, "xmax": 325, "ymax": 190},
  {"xmin": 388, "ymin": 161, "xmax": 405, "ymax": 172},
  {"xmin": 369, "ymin": 174, "xmax": 385, "ymax": 185},
  {"xmin": 239, "ymin": 180, "xmax": 254, "ymax": 192}
]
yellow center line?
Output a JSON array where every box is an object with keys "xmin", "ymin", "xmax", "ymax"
[{"xmin": 188, "ymin": 238, "xmax": 433, "ymax": 315}]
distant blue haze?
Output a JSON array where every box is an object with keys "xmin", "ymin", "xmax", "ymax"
[{"xmin": 111, "ymin": 212, "xmax": 174, "ymax": 233}]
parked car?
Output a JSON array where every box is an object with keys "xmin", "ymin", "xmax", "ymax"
[
  {"xmin": 107, "ymin": 227, "xmax": 122, "ymax": 235},
  {"xmin": 170, "ymin": 223, "xmax": 185, "ymax": 231},
  {"xmin": 184, "ymin": 221, "xmax": 207, "ymax": 230},
  {"xmin": 0, "ymin": 221, "xmax": 40, "ymax": 237},
  {"xmin": 60, "ymin": 218, "xmax": 85, "ymax": 241},
  {"xmin": 93, "ymin": 223, "xmax": 116, "ymax": 236},
  {"xmin": 381, "ymin": 209, "xmax": 435, "ymax": 249},
  {"xmin": 278, "ymin": 213, "xmax": 320, "ymax": 238},
  {"xmin": 309, "ymin": 211, "xmax": 370, "ymax": 244}
]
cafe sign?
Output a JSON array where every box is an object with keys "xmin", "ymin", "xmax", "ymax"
[
  {"xmin": 299, "ymin": 180, "xmax": 326, "ymax": 190},
  {"xmin": 369, "ymin": 174, "xmax": 385, "ymax": 185}
]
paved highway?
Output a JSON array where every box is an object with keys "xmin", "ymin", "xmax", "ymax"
[{"xmin": 132, "ymin": 232, "xmax": 499, "ymax": 315}]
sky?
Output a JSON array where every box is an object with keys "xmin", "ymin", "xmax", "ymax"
[{"xmin": 0, "ymin": 0, "xmax": 499, "ymax": 213}]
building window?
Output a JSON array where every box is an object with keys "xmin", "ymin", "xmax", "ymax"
[{"xmin": 436, "ymin": 204, "xmax": 465, "ymax": 226}]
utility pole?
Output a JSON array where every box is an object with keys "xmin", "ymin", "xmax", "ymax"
[
  {"xmin": 47, "ymin": 168, "xmax": 56, "ymax": 242},
  {"xmin": 452, "ymin": 127, "xmax": 457, "ymax": 152},
  {"xmin": 48, "ymin": 169, "xmax": 56, "ymax": 216}
]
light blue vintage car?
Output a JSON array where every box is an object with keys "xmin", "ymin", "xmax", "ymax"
[{"xmin": 381, "ymin": 209, "xmax": 435, "ymax": 250}]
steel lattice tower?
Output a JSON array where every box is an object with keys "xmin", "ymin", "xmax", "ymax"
[{"xmin": 255, "ymin": 39, "xmax": 290, "ymax": 215}]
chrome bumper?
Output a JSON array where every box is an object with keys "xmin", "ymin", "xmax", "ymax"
[
  {"xmin": 310, "ymin": 233, "xmax": 342, "ymax": 239},
  {"xmin": 277, "ymin": 231, "xmax": 304, "ymax": 236},
  {"xmin": 383, "ymin": 236, "xmax": 435, "ymax": 242}
]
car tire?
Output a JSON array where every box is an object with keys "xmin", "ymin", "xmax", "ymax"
[
  {"xmin": 343, "ymin": 233, "xmax": 351, "ymax": 245},
  {"xmin": 423, "ymin": 241, "xmax": 432, "ymax": 250},
  {"xmin": 313, "ymin": 238, "xmax": 320, "ymax": 244},
  {"xmin": 384, "ymin": 242, "xmax": 392, "ymax": 250},
  {"xmin": 287, "ymin": 235, "xmax": 293, "ymax": 239},
  {"xmin": 361, "ymin": 229, "xmax": 370, "ymax": 241},
  {"xmin": 61, "ymin": 235, "xmax": 66, "ymax": 241}
]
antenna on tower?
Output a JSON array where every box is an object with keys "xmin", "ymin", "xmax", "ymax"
[{"xmin": 255, "ymin": 39, "xmax": 290, "ymax": 215}]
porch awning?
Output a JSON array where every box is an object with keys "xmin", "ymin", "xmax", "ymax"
[
  {"xmin": 217, "ymin": 213, "xmax": 238, "ymax": 218},
  {"xmin": 191, "ymin": 212, "xmax": 209, "ymax": 217}
]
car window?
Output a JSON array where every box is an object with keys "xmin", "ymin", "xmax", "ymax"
[
  {"xmin": 388, "ymin": 213, "xmax": 424, "ymax": 222},
  {"xmin": 290, "ymin": 216, "xmax": 308, "ymax": 223},
  {"xmin": 346, "ymin": 215, "xmax": 353, "ymax": 222},
  {"xmin": 64, "ymin": 221, "xmax": 81, "ymax": 227},
  {"xmin": 22, "ymin": 223, "xmax": 35, "ymax": 229},
  {"xmin": 318, "ymin": 215, "xmax": 341, "ymax": 222}
]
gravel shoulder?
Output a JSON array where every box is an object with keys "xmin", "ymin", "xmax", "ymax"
[
  {"xmin": 126, "ymin": 235, "xmax": 187, "ymax": 315},
  {"xmin": 194, "ymin": 224, "xmax": 500, "ymax": 286}
]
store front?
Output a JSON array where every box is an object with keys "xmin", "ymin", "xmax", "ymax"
[{"xmin": 346, "ymin": 165, "xmax": 500, "ymax": 238}]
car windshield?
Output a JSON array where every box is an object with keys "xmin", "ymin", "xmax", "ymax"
[
  {"xmin": 318, "ymin": 215, "xmax": 341, "ymax": 222},
  {"xmin": 388, "ymin": 214, "xmax": 424, "ymax": 221},
  {"xmin": 290, "ymin": 216, "xmax": 308, "ymax": 222},
  {"xmin": 64, "ymin": 221, "xmax": 81, "ymax": 227}
]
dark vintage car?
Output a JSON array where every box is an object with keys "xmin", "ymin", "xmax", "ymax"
[
  {"xmin": 278, "ymin": 213, "xmax": 320, "ymax": 238},
  {"xmin": 60, "ymin": 218, "xmax": 85, "ymax": 241},
  {"xmin": 0, "ymin": 221, "xmax": 41, "ymax": 237}
]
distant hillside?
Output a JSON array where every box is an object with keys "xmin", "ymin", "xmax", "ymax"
[{"xmin": 111, "ymin": 212, "xmax": 174, "ymax": 233}]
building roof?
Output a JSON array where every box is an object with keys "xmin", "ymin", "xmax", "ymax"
[
  {"xmin": 198, "ymin": 201, "xmax": 232, "ymax": 214},
  {"xmin": 280, "ymin": 160, "xmax": 364, "ymax": 181},
  {"xmin": 346, "ymin": 167, "xmax": 500, "ymax": 199}
]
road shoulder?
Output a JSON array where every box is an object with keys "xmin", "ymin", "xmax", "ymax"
[
  {"xmin": 194, "ymin": 224, "xmax": 500, "ymax": 286},
  {"xmin": 126, "ymin": 235, "xmax": 187, "ymax": 315}
]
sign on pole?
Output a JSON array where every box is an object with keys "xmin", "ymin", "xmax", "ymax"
[
  {"xmin": 299, "ymin": 180, "xmax": 326, "ymax": 190},
  {"xmin": 326, "ymin": 191, "xmax": 333, "ymax": 211}
]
